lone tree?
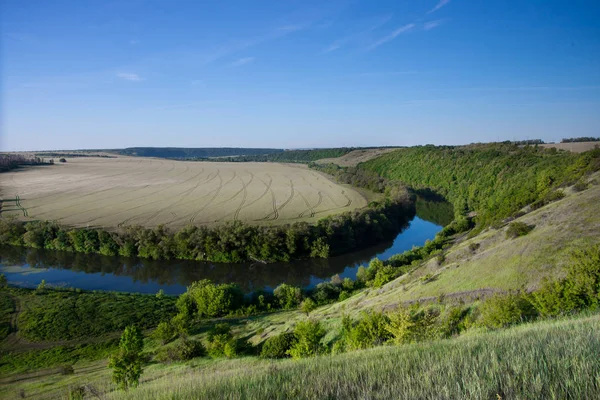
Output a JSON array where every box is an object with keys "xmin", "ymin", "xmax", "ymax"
[{"xmin": 109, "ymin": 325, "xmax": 144, "ymax": 390}]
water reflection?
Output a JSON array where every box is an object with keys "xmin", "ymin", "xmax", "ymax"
[{"xmin": 1, "ymin": 198, "xmax": 449, "ymax": 294}]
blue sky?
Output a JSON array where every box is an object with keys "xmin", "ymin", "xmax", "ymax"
[{"xmin": 2, "ymin": 0, "xmax": 599, "ymax": 151}]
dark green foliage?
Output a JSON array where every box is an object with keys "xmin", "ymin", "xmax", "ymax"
[
  {"xmin": 273, "ymin": 283, "xmax": 302, "ymax": 309},
  {"xmin": 530, "ymin": 244, "xmax": 600, "ymax": 316},
  {"xmin": 437, "ymin": 306, "xmax": 470, "ymax": 338},
  {"xmin": 343, "ymin": 312, "xmax": 392, "ymax": 350},
  {"xmin": 362, "ymin": 144, "xmax": 600, "ymax": 227},
  {"xmin": 0, "ymin": 273, "xmax": 7, "ymax": 288},
  {"xmin": 300, "ymin": 298, "xmax": 317, "ymax": 315},
  {"xmin": 506, "ymin": 222, "xmax": 535, "ymax": 239},
  {"xmin": 118, "ymin": 147, "xmax": 284, "ymax": 159},
  {"xmin": 206, "ymin": 324, "xmax": 243, "ymax": 359},
  {"xmin": 156, "ymin": 337, "xmax": 206, "ymax": 362},
  {"xmin": 561, "ymin": 137, "xmax": 600, "ymax": 143},
  {"xmin": 0, "ymin": 340, "xmax": 118, "ymax": 374},
  {"xmin": 17, "ymin": 289, "xmax": 176, "ymax": 341},
  {"xmin": 0, "ymin": 290, "xmax": 15, "ymax": 340},
  {"xmin": 260, "ymin": 332, "xmax": 298, "ymax": 359},
  {"xmin": 310, "ymin": 282, "xmax": 340, "ymax": 305},
  {"xmin": 386, "ymin": 305, "xmax": 439, "ymax": 344},
  {"xmin": 108, "ymin": 325, "xmax": 144, "ymax": 390},
  {"xmin": 187, "ymin": 280, "xmax": 244, "ymax": 318},
  {"xmin": 0, "ymin": 154, "xmax": 49, "ymax": 172},
  {"xmin": 371, "ymin": 266, "xmax": 397, "ymax": 288},
  {"xmin": 479, "ymin": 292, "xmax": 537, "ymax": 329},
  {"xmin": 152, "ymin": 321, "xmax": 176, "ymax": 345},
  {"xmin": 287, "ymin": 320, "xmax": 326, "ymax": 359},
  {"xmin": 215, "ymin": 148, "xmax": 355, "ymax": 163}
]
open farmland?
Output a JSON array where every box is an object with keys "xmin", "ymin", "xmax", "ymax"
[{"xmin": 0, "ymin": 157, "xmax": 367, "ymax": 229}]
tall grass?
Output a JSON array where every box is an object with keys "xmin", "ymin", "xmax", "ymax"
[{"xmin": 112, "ymin": 315, "xmax": 600, "ymax": 400}]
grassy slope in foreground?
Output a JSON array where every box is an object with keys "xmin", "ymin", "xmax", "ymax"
[{"xmin": 110, "ymin": 314, "xmax": 600, "ymax": 400}]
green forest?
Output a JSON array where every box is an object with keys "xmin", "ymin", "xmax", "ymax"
[{"xmin": 361, "ymin": 143, "xmax": 600, "ymax": 226}]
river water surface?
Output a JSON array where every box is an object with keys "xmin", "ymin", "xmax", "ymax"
[{"xmin": 0, "ymin": 202, "xmax": 449, "ymax": 294}]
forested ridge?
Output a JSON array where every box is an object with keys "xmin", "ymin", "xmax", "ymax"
[
  {"xmin": 361, "ymin": 143, "xmax": 600, "ymax": 226},
  {"xmin": 117, "ymin": 147, "xmax": 284, "ymax": 159},
  {"xmin": 201, "ymin": 148, "xmax": 356, "ymax": 163}
]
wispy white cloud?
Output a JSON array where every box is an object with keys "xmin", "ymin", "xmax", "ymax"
[
  {"xmin": 428, "ymin": 0, "xmax": 451, "ymax": 14},
  {"xmin": 116, "ymin": 72, "xmax": 143, "ymax": 81},
  {"xmin": 323, "ymin": 14, "xmax": 392, "ymax": 54},
  {"xmin": 323, "ymin": 43, "xmax": 342, "ymax": 53},
  {"xmin": 129, "ymin": 39, "xmax": 140, "ymax": 45},
  {"xmin": 424, "ymin": 20, "xmax": 443, "ymax": 30},
  {"xmin": 366, "ymin": 24, "xmax": 415, "ymax": 51},
  {"xmin": 230, "ymin": 57, "xmax": 255, "ymax": 67},
  {"xmin": 344, "ymin": 71, "xmax": 418, "ymax": 78}
]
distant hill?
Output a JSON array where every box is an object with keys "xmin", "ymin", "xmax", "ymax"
[{"xmin": 117, "ymin": 147, "xmax": 285, "ymax": 159}]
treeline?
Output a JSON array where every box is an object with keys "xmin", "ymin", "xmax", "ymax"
[
  {"xmin": 117, "ymin": 147, "xmax": 284, "ymax": 159},
  {"xmin": 561, "ymin": 137, "xmax": 600, "ymax": 143},
  {"xmin": 512, "ymin": 139, "xmax": 545, "ymax": 145},
  {"xmin": 0, "ymin": 189, "xmax": 414, "ymax": 263},
  {"xmin": 206, "ymin": 148, "xmax": 356, "ymax": 163},
  {"xmin": 34, "ymin": 152, "xmax": 115, "ymax": 158},
  {"xmin": 0, "ymin": 154, "xmax": 49, "ymax": 172},
  {"xmin": 362, "ymin": 143, "xmax": 600, "ymax": 227}
]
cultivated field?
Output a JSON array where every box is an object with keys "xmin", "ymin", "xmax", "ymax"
[
  {"xmin": 0, "ymin": 157, "xmax": 367, "ymax": 229},
  {"xmin": 316, "ymin": 148, "xmax": 399, "ymax": 167},
  {"xmin": 538, "ymin": 141, "xmax": 599, "ymax": 153}
]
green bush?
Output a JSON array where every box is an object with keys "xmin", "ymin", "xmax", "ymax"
[
  {"xmin": 206, "ymin": 323, "xmax": 242, "ymax": 359},
  {"xmin": 273, "ymin": 283, "xmax": 302, "ymax": 309},
  {"xmin": 371, "ymin": 266, "xmax": 397, "ymax": 288},
  {"xmin": 300, "ymin": 298, "xmax": 317, "ymax": 315},
  {"xmin": 260, "ymin": 332, "xmax": 298, "ymax": 359},
  {"xmin": 506, "ymin": 222, "xmax": 535, "ymax": 239},
  {"xmin": 156, "ymin": 337, "xmax": 206, "ymax": 363},
  {"xmin": 437, "ymin": 306, "xmax": 469, "ymax": 338},
  {"xmin": 152, "ymin": 321, "xmax": 176, "ymax": 345},
  {"xmin": 386, "ymin": 305, "xmax": 438, "ymax": 344},
  {"xmin": 344, "ymin": 311, "xmax": 392, "ymax": 350},
  {"xmin": 530, "ymin": 244, "xmax": 600, "ymax": 316},
  {"xmin": 479, "ymin": 292, "xmax": 537, "ymax": 329},
  {"xmin": 287, "ymin": 320, "xmax": 326, "ymax": 359},
  {"xmin": 311, "ymin": 282, "xmax": 340, "ymax": 304},
  {"xmin": 187, "ymin": 280, "xmax": 244, "ymax": 318}
]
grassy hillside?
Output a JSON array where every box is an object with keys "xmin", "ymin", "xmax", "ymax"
[{"xmin": 2, "ymin": 314, "xmax": 598, "ymax": 399}]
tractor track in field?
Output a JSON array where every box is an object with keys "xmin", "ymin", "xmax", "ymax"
[
  {"xmin": 24, "ymin": 160, "xmax": 158, "ymax": 212},
  {"xmin": 115, "ymin": 168, "xmax": 216, "ymax": 228},
  {"xmin": 297, "ymin": 191, "xmax": 322, "ymax": 219},
  {"xmin": 226, "ymin": 174, "xmax": 274, "ymax": 221},
  {"xmin": 27, "ymin": 158, "xmax": 170, "ymax": 212},
  {"xmin": 232, "ymin": 171, "xmax": 254, "ymax": 221},
  {"xmin": 135, "ymin": 167, "xmax": 207, "ymax": 226},
  {"xmin": 173, "ymin": 170, "xmax": 238, "ymax": 225},
  {"xmin": 340, "ymin": 190, "xmax": 352, "ymax": 207},
  {"xmin": 56, "ymin": 163, "xmax": 198, "ymax": 227},
  {"xmin": 258, "ymin": 178, "xmax": 296, "ymax": 221},
  {"xmin": 187, "ymin": 170, "xmax": 225, "ymax": 224}
]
